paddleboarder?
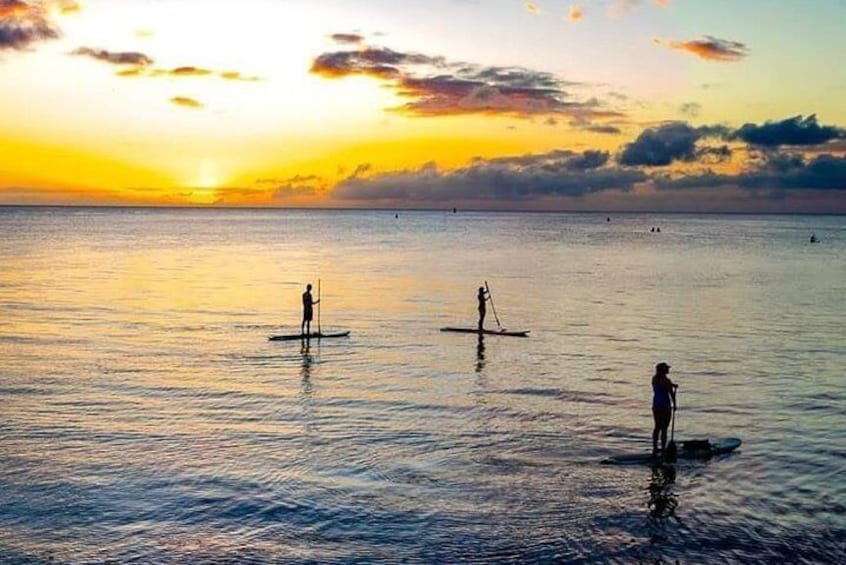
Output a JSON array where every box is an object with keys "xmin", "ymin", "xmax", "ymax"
[
  {"xmin": 477, "ymin": 286, "xmax": 490, "ymax": 331},
  {"xmin": 301, "ymin": 283, "xmax": 320, "ymax": 336},
  {"xmin": 652, "ymin": 362, "xmax": 677, "ymax": 457}
]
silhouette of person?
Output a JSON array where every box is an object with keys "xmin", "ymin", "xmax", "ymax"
[
  {"xmin": 652, "ymin": 362, "xmax": 677, "ymax": 457},
  {"xmin": 810, "ymin": 233, "xmax": 818, "ymax": 243},
  {"xmin": 301, "ymin": 283, "xmax": 320, "ymax": 336},
  {"xmin": 477, "ymin": 286, "xmax": 490, "ymax": 331}
]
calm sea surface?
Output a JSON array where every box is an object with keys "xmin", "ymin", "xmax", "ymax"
[{"xmin": 1, "ymin": 207, "xmax": 844, "ymax": 563}]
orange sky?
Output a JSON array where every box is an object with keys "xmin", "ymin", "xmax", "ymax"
[{"xmin": 1, "ymin": 0, "xmax": 844, "ymax": 211}]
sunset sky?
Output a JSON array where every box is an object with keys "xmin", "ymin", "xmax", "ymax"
[{"xmin": 1, "ymin": 0, "xmax": 844, "ymax": 211}]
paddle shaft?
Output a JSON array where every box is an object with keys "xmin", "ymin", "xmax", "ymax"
[
  {"xmin": 484, "ymin": 280, "xmax": 502, "ymax": 328},
  {"xmin": 318, "ymin": 279, "xmax": 321, "ymax": 334},
  {"xmin": 669, "ymin": 387, "xmax": 678, "ymax": 448}
]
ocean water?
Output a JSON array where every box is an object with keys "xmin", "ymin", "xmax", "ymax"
[{"xmin": 1, "ymin": 207, "xmax": 844, "ymax": 563}]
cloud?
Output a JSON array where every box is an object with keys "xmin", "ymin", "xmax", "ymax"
[
  {"xmin": 0, "ymin": 0, "xmax": 60, "ymax": 50},
  {"xmin": 310, "ymin": 46, "xmax": 443, "ymax": 79},
  {"xmin": 331, "ymin": 149, "xmax": 645, "ymax": 203},
  {"xmin": 58, "ymin": 0, "xmax": 80, "ymax": 14},
  {"xmin": 71, "ymin": 46, "xmax": 153, "ymax": 66},
  {"xmin": 263, "ymin": 174, "xmax": 328, "ymax": 200},
  {"xmin": 170, "ymin": 96, "xmax": 202, "ymax": 108},
  {"xmin": 311, "ymin": 43, "xmax": 622, "ymax": 120},
  {"xmin": 657, "ymin": 36, "xmax": 748, "ymax": 62},
  {"xmin": 656, "ymin": 153, "xmax": 846, "ymax": 192},
  {"xmin": 330, "ymin": 33, "xmax": 364, "ymax": 45},
  {"xmin": 608, "ymin": 0, "xmax": 668, "ymax": 18},
  {"xmin": 568, "ymin": 5, "xmax": 583, "ymax": 22},
  {"xmin": 525, "ymin": 1, "xmax": 540, "ymax": 15},
  {"xmin": 618, "ymin": 121, "xmax": 728, "ymax": 167},
  {"xmin": 732, "ymin": 114, "xmax": 843, "ymax": 147},
  {"xmin": 220, "ymin": 71, "xmax": 260, "ymax": 81},
  {"xmin": 583, "ymin": 124, "xmax": 622, "ymax": 135},
  {"xmin": 116, "ymin": 63, "xmax": 258, "ymax": 81},
  {"xmin": 160, "ymin": 66, "xmax": 213, "ymax": 76},
  {"xmin": 679, "ymin": 102, "xmax": 701, "ymax": 118}
]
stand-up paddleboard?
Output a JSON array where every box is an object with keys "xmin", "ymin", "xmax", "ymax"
[
  {"xmin": 440, "ymin": 327, "xmax": 530, "ymax": 337},
  {"xmin": 601, "ymin": 438, "xmax": 741, "ymax": 465},
  {"xmin": 269, "ymin": 331, "xmax": 350, "ymax": 342}
]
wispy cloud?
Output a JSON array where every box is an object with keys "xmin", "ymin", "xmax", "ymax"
[
  {"xmin": 71, "ymin": 47, "xmax": 153, "ymax": 66},
  {"xmin": 220, "ymin": 70, "xmax": 260, "ymax": 81},
  {"xmin": 568, "ymin": 5, "xmax": 583, "ymax": 22},
  {"xmin": 657, "ymin": 36, "xmax": 749, "ymax": 62},
  {"xmin": 170, "ymin": 96, "xmax": 202, "ymax": 108},
  {"xmin": 329, "ymin": 33, "xmax": 364, "ymax": 45},
  {"xmin": 608, "ymin": 0, "xmax": 669, "ymax": 19},
  {"xmin": 158, "ymin": 66, "xmax": 214, "ymax": 76},
  {"xmin": 679, "ymin": 102, "xmax": 701, "ymax": 118}
]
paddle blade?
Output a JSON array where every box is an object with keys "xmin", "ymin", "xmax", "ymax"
[{"xmin": 665, "ymin": 441, "xmax": 678, "ymax": 462}]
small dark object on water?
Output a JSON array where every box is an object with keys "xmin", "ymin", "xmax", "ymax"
[{"xmin": 810, "ymin": 233, "xmax": 818, "ymax": 243}]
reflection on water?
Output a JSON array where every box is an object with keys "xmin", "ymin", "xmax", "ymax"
[
  {"xmin": 646, "ymin": 464, "xmax": 680, "ymax": 546},
  {"xmin": 475, "ymin": 334, "xmax": 486, "ymax": 373},
  {"xmin": 300, "ymin": 339, "xmax": 314, "ymax": 382},
  {"xmin": 1, "ymin": 208, "xmax": 845, "ymax": 562}
]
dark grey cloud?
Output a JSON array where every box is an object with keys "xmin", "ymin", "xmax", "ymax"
[
  {"xmin": 331, "ymin": 149, "xmax": 644, "ymax": 202},
  {"xmin": 655, "ymin": 153, "xmax": 846, "ymax": 192},
  {"xmin": 0, "ymin": 0, "xmax": 60, "ymax": 50},
  {"xmin": 311, "ymin": 42, "xmax": 621, "ymax": 120},
  {"xmin": 619, "ymin": 122, "xmax": 702, "ymax": 166},
  {"xmin": 732, "ymin": 114, "xmax": 843, "ymax": 147},
  {"xmin": 71, "ymin": 47, "xmax": 153, "ymax": 66}
]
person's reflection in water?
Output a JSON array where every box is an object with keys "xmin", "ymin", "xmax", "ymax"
[
  {"xmin": 300, "ymin": 339, "xmax": 314, "ymax": 386},
  {"xmin": 646, "ymin": 463, "xmax": 682, "ymax": 548},
  {"xmin": 475, "ymin": 334, "xmax": 486, "ymax": 373}
]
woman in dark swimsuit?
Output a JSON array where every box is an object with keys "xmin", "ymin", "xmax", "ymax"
[{"xmin": 652, "ymin": 362, "xmax": 677, "ymax": 456}]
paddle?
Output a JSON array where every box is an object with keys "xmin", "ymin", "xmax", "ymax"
[
  {"xmin": 666, "ymin": 387, "xmax": 678, "ymax": 461},
  {"xmin": 317, "ymin": 278, "xmax": 321, "ymax": 335},
  {"xmin": 484, "ymin": 280, "xmax": 503, "ymax": 329}
]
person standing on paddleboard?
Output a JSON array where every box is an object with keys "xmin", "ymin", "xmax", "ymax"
[
  {"xmin": 301, "ymin": 283, "xmax": 320, "ymax": 336},
  {"xmin": 652, "ymin": 362, "xmax": 677, "ymax": 457},
  {"xmin": 477, "ymin": 286, "xmax": 490, "ymax": 331}
]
